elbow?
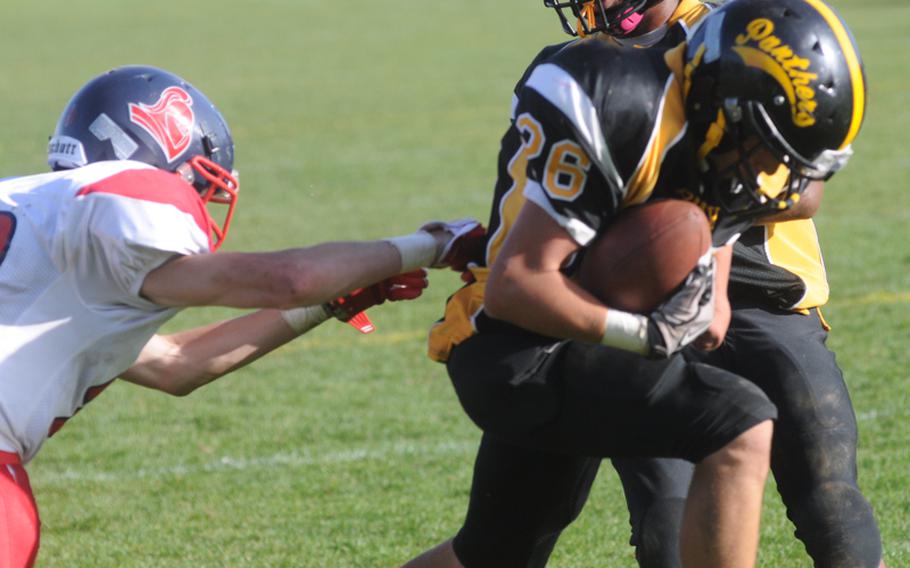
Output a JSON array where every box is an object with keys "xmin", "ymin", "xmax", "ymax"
[
  {"xmin": 484, "ymin": 265, "xmax": 520, "ymax": 322},
  {"xmin": 483, "ymin": 299, "xmax": 504, "ymax": 321},
  {"xmin": 271, "ymin": 263, "xmax": 330, "ymax": 308},
  {"xmin": 144, "ymin": 363, "xmax": 208, "ymax": 397},
  {"xmin": 127, "ymin": 336, "xmax": 207, "ymax": 397},
  {"xmin": 484, "ymin": 285, "xmax": 510, "ymax": 321},
  {"xmin": 163, "ymin": 381, "xmax": 198, "ymax": 397},
  {"xmin": 154, "ymin": 375, "xmax": 201, "ymax": 397}
]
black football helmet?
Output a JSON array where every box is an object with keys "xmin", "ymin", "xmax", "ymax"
[
  {"xmin": 684, "ymin": 0, "xmax": 866, "ymax": 218},
  {"xmin": 48, "ymin": 65, "xmax": 239, "ymax": 249},
  {"xmin": 544, "ymin": 0, "xmax": 657, "ymax": 37}
]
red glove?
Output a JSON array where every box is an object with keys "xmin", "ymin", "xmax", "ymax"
[{"xmin": 326, "ymin": 269, "xmax": 429, "ymax": 323}]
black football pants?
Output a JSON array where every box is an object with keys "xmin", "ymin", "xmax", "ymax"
[
  {"xmin": 446, "ymin": 323, "xmax": 776, "ymax": 568},
  {"xmin": 613, "ymin": 305, "xmax": 883, "ymax": 568}
]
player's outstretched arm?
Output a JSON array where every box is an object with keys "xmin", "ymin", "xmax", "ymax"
[
  {"xmin": 485, "ymin": 201, "xmax": 611, "ymax": 343},
  {"xmin": 120, "ymin": 309, "xmax": 299, "ymax": 396},
  {"xmin": 140, "ymin": 220, "xmax": 483, "ymax": 309},
  {"xmin": 121, "ymin": 270, "xmax": 429, "ymax": 396},
  {"xmin": 141, "ymin": 242, "xmax": 402, "ymax": 309}
]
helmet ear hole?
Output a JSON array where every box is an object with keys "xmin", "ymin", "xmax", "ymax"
[
  {"xmin": 175, "ymin": 162, "xmax": 197, "ymax": 187},
  {"xmin": 201, "ymin": 135, "xmax": 216, "ymax": 157},
  {"xmin": 685, "ymin": 60, "xmax": 719, "ymax": 114}
]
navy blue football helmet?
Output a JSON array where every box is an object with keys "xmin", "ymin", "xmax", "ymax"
[{"xmin": 48, "ymin": 65, "xmax": 239, "ymax": 248}]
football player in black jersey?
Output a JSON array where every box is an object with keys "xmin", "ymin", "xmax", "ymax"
[
  {"xmin": 541, "ymin": 2, "xmax": 885, "ymax": 567},
  {"xmin": 404, "ymin": 0, "xmax": 869, "ymax": 567}
]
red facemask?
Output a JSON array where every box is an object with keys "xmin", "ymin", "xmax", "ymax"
[{"xmin": 189, "ymin": 155, "xmax": 239, "ymax": 251}]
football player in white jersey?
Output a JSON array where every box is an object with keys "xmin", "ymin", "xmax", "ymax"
[{"xmin": 0, "ymin": 65, "xmax": 485, "ymax": 567}]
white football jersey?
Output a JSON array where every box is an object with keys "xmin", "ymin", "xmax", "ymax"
[{"xmin": 0, "ymin": 160, "xmax": 212, "ymax": 463}]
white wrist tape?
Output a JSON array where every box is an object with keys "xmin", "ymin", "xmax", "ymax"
[
  {"xmin": 601, "ymin": 309, "xmax": 650, "ymax": 355},
  {"xmin": 386, "ymin": 231, "xmax": 438, "ymax": 272},
  {"xmin": 280, "ymin": 304, "xmax": 331, "ymax": 336}
]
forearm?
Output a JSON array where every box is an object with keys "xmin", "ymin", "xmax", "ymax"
[
  {"xmin": 488, "ymin": 250, "xmax": 725, "ymax": 356},
  {"xmin": 714, "ymin": 245, "xmax": 732, "ymax": 296},
  {"xmin": 692, "ymin": 245, "xmax": 732, "ymax": 351},
  {"xmin": 486, "ymin": 258, "xmax": 608, "ymax": 343},
  {"xmin": 485, "ymin": 202, "xmax": 615, "ymax": 345},
  {"xmin": 121, "ymin": 309, "xmax": 303, "ymax": 395},
  {"xmin": 142, "ymin": 228, "xmax": 449, "ymax": 309},
  {"xmin": 271, "ymin": 241, "xmax": 406, "ymax": 305},
  {"xmin": 144, "ymin": 241, "xmax": 402, "ymax": 309},
  {"xmin": 488, "ymin": 201, "xmax": 718, "ymax": 358}
]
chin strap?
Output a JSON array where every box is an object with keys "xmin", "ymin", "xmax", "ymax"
[
  {"xmin": 618, "ymin": 7, "xmax": 645, "ymax": 34},
  {"xmin": 697, "ymin": 110, "xmax": 727, "ymax": 162}
]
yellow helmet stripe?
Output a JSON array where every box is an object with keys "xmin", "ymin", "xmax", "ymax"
[{"xmin": 802, "ymin": 0, "xmax": 865, "ymax": 149}]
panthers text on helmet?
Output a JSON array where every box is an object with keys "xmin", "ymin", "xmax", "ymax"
[{"xmin": 733, "ymin": 18, "xmax": 818, "ymax": 127}]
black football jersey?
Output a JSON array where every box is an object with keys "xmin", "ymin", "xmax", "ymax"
[
  {"xmin": 428, "ymin": 1, "xmax": 829, "ymax": 362},
  {"xmin": 429, "ymin": 37, "xmax": 730, "ymax": 362},
  {"xmin": 506, "ymin": 40, "xmax": 735, "ymax": 249}
]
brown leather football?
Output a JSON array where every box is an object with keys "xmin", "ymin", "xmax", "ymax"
[{"xmin": 577, "ymin": 199, "xmax": 711, "ymax": 314}]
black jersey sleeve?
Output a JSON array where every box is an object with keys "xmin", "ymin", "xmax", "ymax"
[
  {"xmin": 513, "ymin": 78, "xmax": 623, "ymax": 246},
  {"xmin": 513, "ymin": 41, "xmax": 578, "ymax": 97}
]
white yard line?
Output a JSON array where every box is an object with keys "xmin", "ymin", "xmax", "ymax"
[
  {"xmin": 856, "ymin": 408, "xmax": 909, "ymax": 422},
  {"xmin": 33, "ymin": 409, "xmax": 901, "ymax": 485}
]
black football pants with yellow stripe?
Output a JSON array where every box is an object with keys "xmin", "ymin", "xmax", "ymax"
[{"xmin": 614, "ymin": 304, "xmax": 883, "ymax": 568}]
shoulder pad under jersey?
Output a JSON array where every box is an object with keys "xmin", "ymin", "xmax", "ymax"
[{"xmin": 514, "ymin": 39, "xmax": 580, "ymax": 96}]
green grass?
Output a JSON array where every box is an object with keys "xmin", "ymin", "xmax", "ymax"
[{"xmin": 2, "ymin": 0, "xmax": 907, "ymax": 566}]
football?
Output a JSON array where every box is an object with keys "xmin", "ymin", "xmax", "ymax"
[{"xmin": 577, "ymin": 199, "xmax": 711, "ymax": 314}]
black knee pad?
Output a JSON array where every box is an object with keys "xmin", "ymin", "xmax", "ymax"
[
  {"xmin": 789, "ymin": 481, "xmax": 882, "ymax": 568},
  {"xmin": 634, "ymin": 497, "xmax": 686, "ymax": 568}
]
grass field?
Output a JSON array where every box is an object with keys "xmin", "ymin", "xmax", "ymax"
[{"xmin": 2, "ymin": 0, "xmax": 908, "ymax": 566}]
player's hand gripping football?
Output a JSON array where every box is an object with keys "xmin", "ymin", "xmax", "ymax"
[
  {"xmin": 646, "ymin": 252, "xmax": 716, "ymax": 358},
  {"xmin": 325, "ymin": 269, "xmax": 429, "ymax": 324},
  {"xmin": 420, "ymin": 218, "xmax": 487, "ymax": 271}
]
